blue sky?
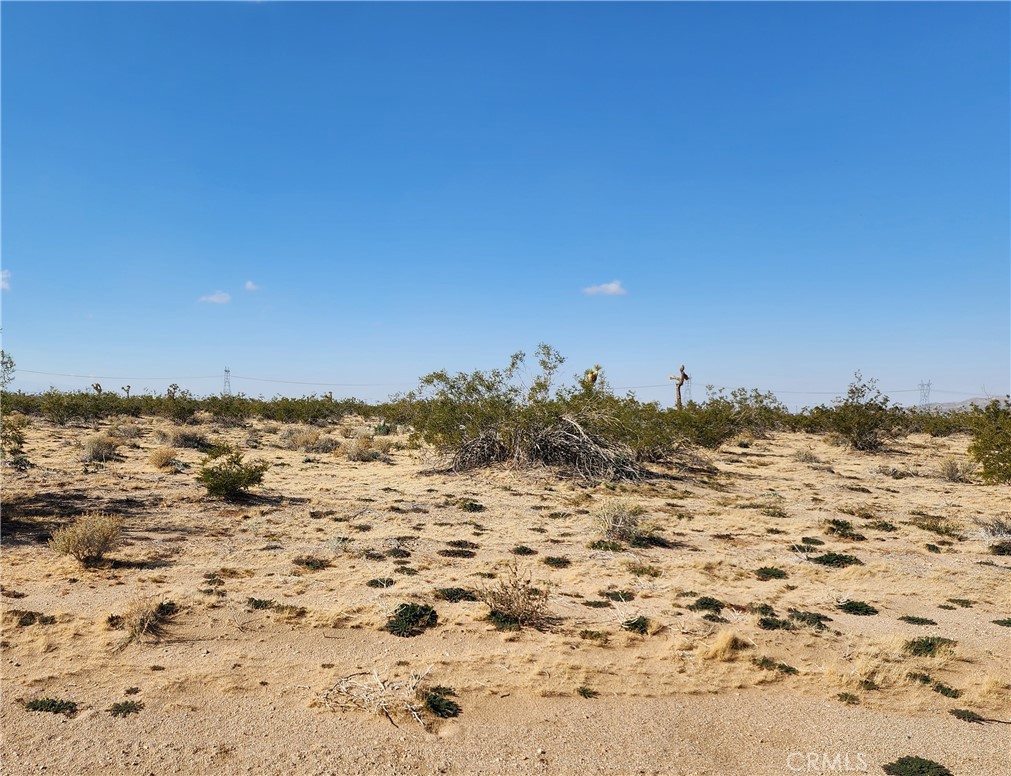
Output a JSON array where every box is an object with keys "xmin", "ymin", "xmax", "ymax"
[{"xmin": 2, "ymin": 2, "xmax": 1008, "ymax": 408}]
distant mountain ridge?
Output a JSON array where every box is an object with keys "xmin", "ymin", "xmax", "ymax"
[{"xmin": 924, "ymin": 397, "xmax": 1006, "ymax": 411}]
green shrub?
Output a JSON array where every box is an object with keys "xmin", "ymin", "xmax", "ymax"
[
  {"xmin": 420, "ymin": 685, "xmax": 460, "ymax": 718},
  {"xmin": 967, "ymin": 399, "xmax": 1011, "ymax": 483},
  {"xmin": 755, "ymin": 567, "xmax": 787, "ymax": 580},
  {"xmin": 882, "ymin": 756, "xmax": 952, "ymax": 776},
  {"xmin": 821, "ymin": 372, "xmax": 899, "ymax": 451},
  {"xmin": 196, "ymin": 445, "xmax": 269, "ymax": 498},
  {"xmin": 49, "ymin": 512, "xmax": 123, "ymax": 565},
  {"xmin": 109, "ymin": 700, "xmax": 144, "ymax": 717},
  {"xmin": 0, "ymin": 411, "xmax": 30, "ymax": 470}
]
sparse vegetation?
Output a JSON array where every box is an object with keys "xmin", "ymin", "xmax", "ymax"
[
  {"xmin": 592, "ymin": 500, "xmax": 646, "ymax": 542},
  {"xmin": 937, "ymin": 457, "xmax": 976, "ymax": 483},
  {"xmin": 755, "ymin": 566, "xmax": 787, "ymax": 580},
  {"xmin": 49, "ymin": 512, "xmax": 123, "ymax": 566},
  {"xmin": 899, "ymin": 616, "xmax": 937, "ymax": 626},
  {"xmin": 79, "ymin": 432, "xmax": 119, "ymax": 462},
  {"xmin": 622, "ymin": 616, "xmax": 650, "ymax": 634}
]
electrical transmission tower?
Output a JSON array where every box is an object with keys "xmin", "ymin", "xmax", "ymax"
[
  {"xmin": 223, "ymin": 367, "xmax": 232, "ymax": 397},
  {"xmin": 918, "ymin": 380, "xmax": 931, "ymax": 409}
]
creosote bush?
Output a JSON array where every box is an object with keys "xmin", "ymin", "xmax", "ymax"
[
  {"xmin": 196, "ymin": 444, "xmax": 269, "ymax": 498},
  {"xmin": 49, "ymin": 512, "xmax": 123, "ymax": 565},
  {"xmin": 0, "ymin": 411, "xmax": 30, "ymax": 470},
  {"xmin": 818, "ymin": 372, "xmax": 899, "ymax": 451},
  {"xmin": 967, "ymin": 398, "xmax": 1011, "ymax": 483}
]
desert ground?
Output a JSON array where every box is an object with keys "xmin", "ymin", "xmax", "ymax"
[{"xmin": 2, "ymin": 416, "xmax": 1009, "ymax": 775}]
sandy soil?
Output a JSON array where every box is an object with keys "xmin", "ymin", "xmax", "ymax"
[{"xmin": 2, "ymin": 417, "xmax": 1009, "ymax": 775}]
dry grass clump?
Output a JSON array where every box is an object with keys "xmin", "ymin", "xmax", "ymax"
[
  {"xmin": 373, "ymin": 437, "xmax": 394, "ymax": 455},
  {"xmin": 148, "ymin": 446, "xmax": 178, "ymax": 470},
  {"xmin": 49, "ymin": 512, "xmax": 123, "ymax": 565},
  {"xmin": 592, "ymin": 499, "xmax": 647, "ymax": 542},
  {"xmin": 109, "ymin": 419, "xmax": 144, "ymax": 441},
  {"xmin": 938, "ymin": 457, "xmax": 976, "ymax": 483},
  {"xmin": 701, "ymin": 629, "xmax": 752, "ymax": 661},
  {"xmin": 479, "ymin": 562, "xmax": 551, "ymax": 630},
  {"xmin": 278, "ymin": 426, "xmax": 342, "ymax": 453},
  {"xmin": 346, "ymin": 436, "xmax": 385, "ymax": 462},
  {"xmin": 320, "ymin": 667, "xmax": 435, "ymax": 727},
  {"xmin": 114, "ymin": 599, "xmax": 177, "ymax": 650},
  {"xmin": 79, "ymin": 433, "xmax": 119, "ymax": 462},
  {"xmin": 155, "ymin": 427, "xmax": 210, "ymax": 450},
  {"xmin": 975, "ymin": 515, "xmax": 1011, "ymax": 544}
]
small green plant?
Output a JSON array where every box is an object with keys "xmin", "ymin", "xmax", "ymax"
[
  {"xmin": 882, "ymin": 755, "xmax": 953, "ymax": 776},
  {"xmin": 949, "ymin": 708, "xmax": 985, "ymax": 723},
  {"xmin": 6, "ymin": 610, "xmax": 56, "ymax": 627},
  {"xmin": 455, "ymin": 499, "xmax": 485, "ymax": 513},
  {"xmin": 906, "ymin": 672, "xmax": 933, "ymax": 685},
  {"xmin": 366, "ymin": 578, "xmax": 395, "ymax": 589},
  {"xmin": 992, "ymin": 618, "xmax": 1011, "ymax": 627},
  {"xmin": 49, "ymin": 512, "xmax": 123, "ymax": 566},
  {"xmin": 626, "ymin": 562, "xmax": 661, "ymax": 578},
  {"xmin": 904, "ymin": 636, "xmax": 956, "ymax": 657},
  {"xmin": 543, "ymin": 556, "xmax": 571, "ymax": 568},
  {"xmin": 622, "ymin": 616, "xmax": 650, "ymax": 634},
  {"xmin": 931, "ymin": 682, "xmax": 961, "ymax": 698},
  {"xmin": 438, "ymin": 548, "xmax": 477, "ymax": 558},
  {"xmin": 991, "ymin": 540, "xmax": 1011, "ymax": 556},
  {"xmin": 600, "ymin": 590, "xmax": 636, "ymax": 602},
  {"xmin": 511, "ymin": 545, "xmax": 537, "ymax": 556},
  {"xmin": 810, "ymin": 552, "xmax": 863, "ymax": 567},
  {"xmin": 838, "ymin": 600, "xmax": 878, "ymax": 616},
  {"xmin": 753, "ymin": 656, "xmax": 798, "ymax": 675},
  {"xmin": 946, "ymin": 598, "xmax": 973, "ymax": 608},
  {"xmin": 899, "ymin": 616, "xmax": 937, "ymax": 626},
  {"xmin": 582, "ymin": 599, "xmax": 612, "ymax": 609},
  {"xmin": 293, "ymin": 555, "xmax": 331, "ymax": 571},
  {"xmin": 825, "ymin": 519, "xmax": 866, "ymax": 541},
  {"xmin": 687, "ymin": 596, "xmax": 724, "ymax": 613},
  {"xmin": 757, "ymin": 617, "xmax": 794, "ymax": 631},
  {"xmin": 386, "ymin": 603, "xmax": 438, "ymax": 637},
  {"xmin": 587, "ymin": 539, "xmax": 624, "ymax": 552},
  {"xmin": 787, "ymin": 609, "xmax": 832, "ymax": 629},
  {"xmin": 579, "ymin": 629, "xmax": 609, "ymax": 644},
  {"xmin": 109, "ymin": 700, "xmax": 144, "ymax": 717},
  {"xmin": 247, "ymin": 597, "xmax": 276, "ymax": 609},
  {"xmin": 800, "ymin": 536, "xmax": 825, "ymax": 546},
  {"xmin": 435, "ymin": 587, "xmax": 478, "ymax": 602},
  {"xmin": 926, "ymin": 544, "xmax": 941, "ymax": 553},
  {"xmin": 420, "ymin": 685, "xmax": 461, "ymax": 718},
  {"xmin": 836, "ymin": 692, "xmax": 859, "ymax": 705},
  {"xmin": 868, "ymin": 520, "xmax": 898, "ymax": 532},
  {"xmin": 576, "ymin": 686, "xmax": 599, "ymax": 698},
  {"xmin": 196, "ymin": 445, "xmax": 269, "ymax": 498},
  {"xmin": 755, "ymin": 567, "xmax": 787, "ymax": 581},
  {"xmin": 24, "ymin": 697, "xmax": 78, "ymax": 716}
]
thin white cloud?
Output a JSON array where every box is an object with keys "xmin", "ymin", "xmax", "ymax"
[
  {"xmin": 582, "ymin": 280, "xmax": 627, "ymax": 296},
  {"xmin": 244, "ymin": 280, "xmax": 258, "ymax": 291},
  {"xmin": 199, "ymin": 290, "xmax": 231, "ymax": 304},
  {"xmin": 1, "ymin": 270, "xmax": 9, "ymax": 290}
]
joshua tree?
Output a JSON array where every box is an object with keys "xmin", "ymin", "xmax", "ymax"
[
  {"xmin": 92, "ymin": 383, "xmax": 103, "ymax": 395},
  {"xmin": 669, "ymin": 365, "xmax": 689, "ymax": 409},
  {"xmin": 582, "ymin": 364, "xmax": 602, "ymax": 391},
  {"xmin": 121, "ymin": 385, "xmax": 131, "ymax": 398}
]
